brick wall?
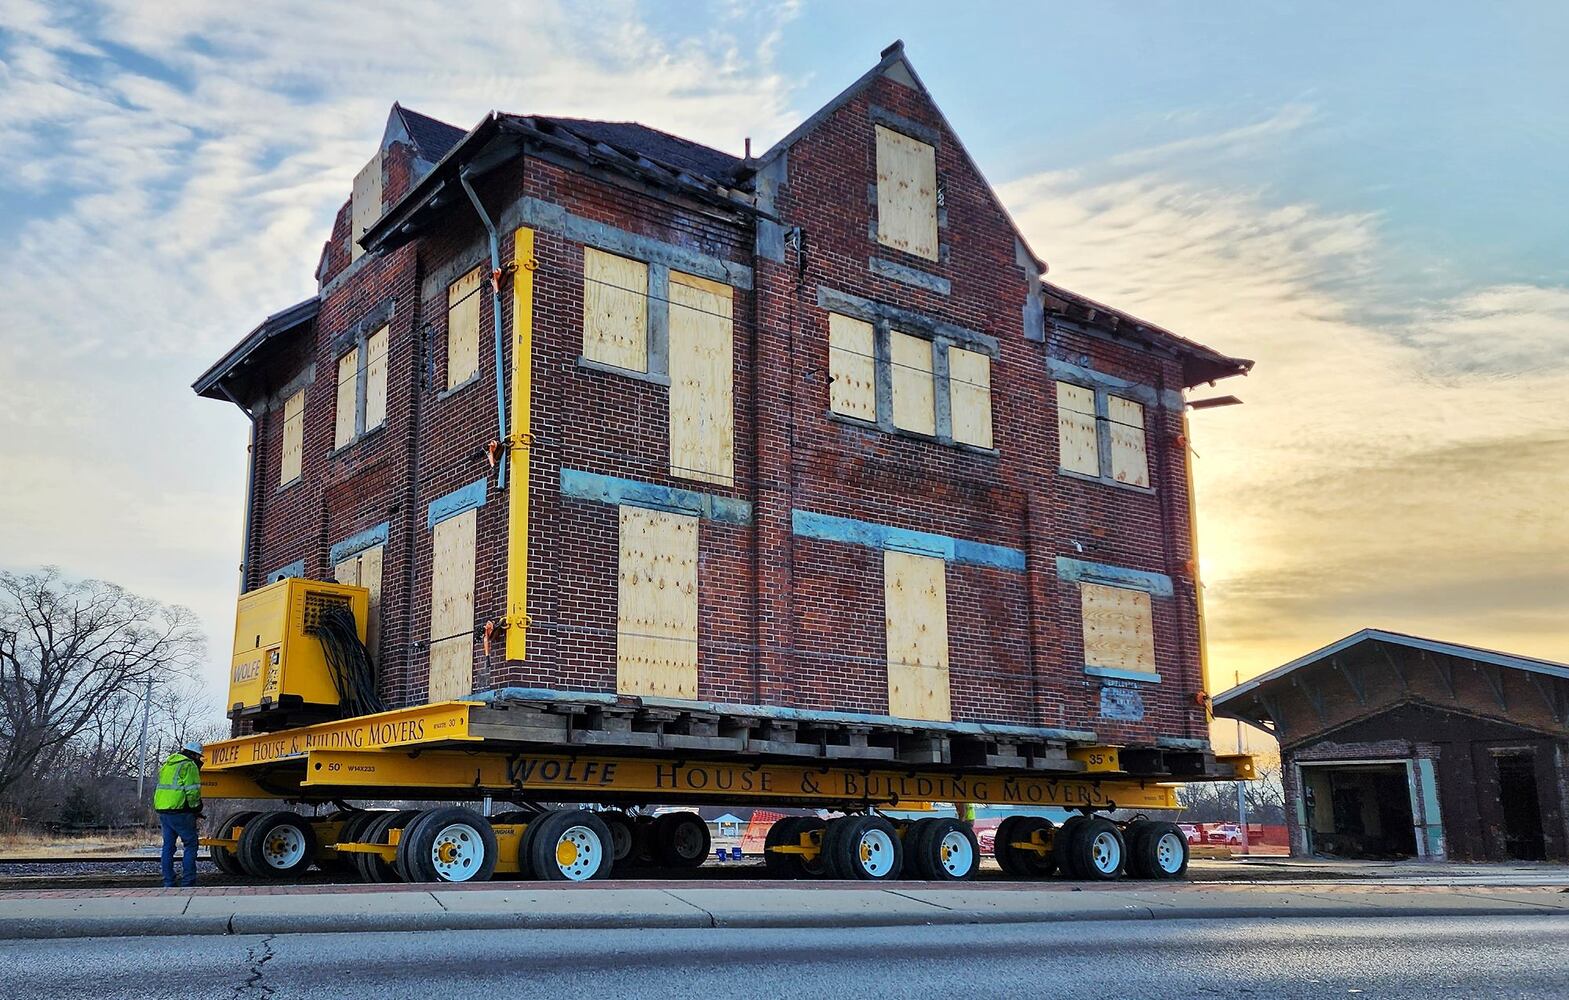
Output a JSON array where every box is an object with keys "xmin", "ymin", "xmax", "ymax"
[{"xmin": 231, "ymin": 69, "xmax": 1221, "ymax": 748}]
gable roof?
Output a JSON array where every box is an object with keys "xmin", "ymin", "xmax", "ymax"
[
  {"xmin": 193, "ymin": 296, "xmax": 319, "ymax": 403},
  {"xmin": 532, "ymin": 117, "xmax": 743, "ymax": 183},
  {"xmin": 394, "ymin": 104, "xmax": 466, "ymax": 162}
]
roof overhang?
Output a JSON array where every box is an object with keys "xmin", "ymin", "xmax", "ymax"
[
  {"xmin": 193, "ymin": 296, "xmax": 319, "ymax": 403},
  {"xmin": 1044, "ymin": 283, "xmax": 1253, "ymax": 388},
  {"xmin": 1213, "ymin": 628, "xmax": 1569, "ymax": 729}
]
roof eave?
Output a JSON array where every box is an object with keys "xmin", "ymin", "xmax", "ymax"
[{"xmin": 192, "ymin": 297, "xmax": 319, "ymax": 401}]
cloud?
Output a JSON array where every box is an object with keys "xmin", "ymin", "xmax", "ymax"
[
  {"xmin": 0, "ymin": 0, "xmax": 804, "ymax": 711},
  {"xmin": 1001, "ymin": 140, "xmax": 1569, "ymax": 677}
]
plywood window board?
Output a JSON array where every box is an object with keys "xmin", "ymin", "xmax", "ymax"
[
  {"xmin": 280, "ymin": 389, "xmax": 304, "ymax": 485},
  {"xmin": 350, "ymin": 152, "xmax": 382, "ymax": 263},
  {"xmin": 884, "ymin": 550, "xmax": 951, "ymax": 721},
  {"xmin": 332, "ymin": 543, "xmax": 384, "ymax": 667},
  {"xmin": 616, "ymin": 505, "xmax": 698, "ymax": 699},
  {"xmin": 1107, "ymin": 395, "xmax": 1149, "ymax": 488},
  {"xmin": 948, "ymin": 346, "xmax": 993, "ymax": 448},
  {"xmin": 364, "ymin": 326, "xmax": 389, "ymax": 432},
  {"xmin": 427, "ymin": 508, "xmax": 477, "ymax": 702},
  {"xmin": 582, "ymin": 247, "xmax": 649, "ymax": 373},
  {"xmin": 827, "ymin": 313, "xmax": 877, "ymax": 421},
  {"xmin": 667, "ymin": 270, "xmax": 734, "ymax": 486},
  {"xmin": 334, "ymin": 347, "xmax": 359, "ymax": 450},
  {"xmin": 1080, "ymin": 582, "xmax": 1156, "ymax": 674},
  {"xmin": 447, "ymin": 267, "xmax": 483, "ymax": 390},
  {"xmin": 1056, "ymin": 381, "xmax": 1100, "ymax": 476},
  {"xmin": 889, "ymin": 330, "xmax": 936, "ymax": 435},
  {"xmin": 874, "ymin": 125, "xmax": 939, "ymax": 261}
]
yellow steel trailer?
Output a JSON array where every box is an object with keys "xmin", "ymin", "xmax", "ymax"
[{"xmin": 199, "ymin": 699, "xmax": 1253, "ymax": 885}]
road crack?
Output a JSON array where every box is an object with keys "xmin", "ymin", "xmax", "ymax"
[{"xmin": 232, "ymin": 933, "xmax": 277, "ymax": 999}]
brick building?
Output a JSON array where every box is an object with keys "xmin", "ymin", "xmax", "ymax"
[
  {"xmin": 194, "ymin": 43, "xmax": 1250, "ymax": 753},
  {"xmin": 1215, "ymin": 630, "xmax": 1569, "ymax": 862}
]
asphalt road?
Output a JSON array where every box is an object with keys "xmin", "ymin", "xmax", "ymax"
[{"xmin": 3, "ymin": 914, "xmax": 1564, "ymax": 999}]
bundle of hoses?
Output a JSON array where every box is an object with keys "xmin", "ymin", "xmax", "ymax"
[{"xmin": 307, "ymin": 605, "xmax": 385, "ymax": 718}]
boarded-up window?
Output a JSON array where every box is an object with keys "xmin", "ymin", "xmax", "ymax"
[
  {"xmin": 582, "ymin": 247, "xmax": 648, "ymax": 372},
  {"xmin": 884, "ymin": 550, "xmax": 951, "ymax": 721},
  {"xmin": 616, "ymin": 505, "xmax": 698, "ymax": 699},
  {"xmin": 428, "ymin": 508, "xmax": 477, "ymax": 702},
  {"xmin": 280, "ymin": 390, "xmax": 304, "ymax": 485},
  {"xmin": 874, "ymin": 125, "xmax": 939, "ymax": 261},
  {"xmin": 447, "ymin": 267, "xmax": 482, "ymax": 390},
  {"xmin": 1107, "ymin": 396, "xmax": 1149, "ymax": 487},
  {"xmin": 350, "ymin": 152, "xmax": 382, "ymax": 263},
  {"xmin": 1056, "ymin": 381, "xmax": 1100, "ymax": 476},
  {"xmin": 334, "ymin": 347, "xmax": 359, "ymax": 450},
  {"xmin": 668, "ymin": 270, "xmax": 734, "ymax": 486},
  {"xmin": 948, "ymin": 347, "xmax": 992, "ymax": 448},
  {"xmin": 364, "ymin": 325, "xmax": 388, "ymax": 432},
  {"xmin": 828, "ymin": 313, "xmax": 876, "ymax": 421},
  {"xmin": 1080, "ymin": 582, "xmax": 1156, "ymax": 675},
  {"xmin": 333, "ymin": 543, "xmax": 384, "ymax": 667},
  {"xmin": 889, "ymin": 330, "xmax": 935, "ymax": 435}
]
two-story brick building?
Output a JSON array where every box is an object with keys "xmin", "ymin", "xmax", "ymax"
[{"xmin": 194, "ymin": 43, "xmax": 1251, "ymax": 758}]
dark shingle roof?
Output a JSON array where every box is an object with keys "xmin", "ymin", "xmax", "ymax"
[
  {"xmin": 395, "ymin": 104, "xmax": 467, "ymax": 162},
  {"xmin": 529, "ymin": 116, "xmax": 744, "ymax": 184}
]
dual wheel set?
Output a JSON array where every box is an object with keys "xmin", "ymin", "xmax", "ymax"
[
  {"xmin": 763, "ymin": 813, "xmax": 1189, "ymax": 881},
  {"xmin": 206, "ymin": 806, "xmax": 712, "ymax": 883}
]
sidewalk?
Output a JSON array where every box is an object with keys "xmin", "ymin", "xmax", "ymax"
[{"xmin": 3, "ymin": 879, "xmax": 1567, "ymax": 940}]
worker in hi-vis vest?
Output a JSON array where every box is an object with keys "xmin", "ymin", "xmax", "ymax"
[{"xmin": 153, "ymin": 740, "xmax": 204, "ymax": 888}]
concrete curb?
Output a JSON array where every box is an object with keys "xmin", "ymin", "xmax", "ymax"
[{"xmin": 4, "ymin": 900, "xmax": 1566, "ymax": 940}]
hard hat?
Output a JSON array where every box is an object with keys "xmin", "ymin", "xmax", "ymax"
[{"xmin": 183, "ymin": 740, "xmax": 205, "ymax": 756}]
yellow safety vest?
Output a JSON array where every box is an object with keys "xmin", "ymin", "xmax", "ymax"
[{"xmin": 152, "ymin": 752, "xmax": 201, "ymax": 812}]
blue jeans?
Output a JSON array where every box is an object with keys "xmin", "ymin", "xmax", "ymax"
[{"xmin": 160, "ymin": 812, "xmax": 199, "ymax": 887}]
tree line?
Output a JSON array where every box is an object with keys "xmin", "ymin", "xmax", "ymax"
[{"xmin": 0, "ymin": 568, "xmax": 221, "ymax": 831}]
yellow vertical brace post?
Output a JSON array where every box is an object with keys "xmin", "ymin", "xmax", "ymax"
[
  {"xmin": 1181, "ymin": 407, "xmax": 1213, "ymax": 721},
  {"xmin": 506, "ymin": 227, "xmax": 536, "ymax": 661}
]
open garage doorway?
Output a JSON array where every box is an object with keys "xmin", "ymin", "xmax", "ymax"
[{"xmin": 1301, "ymin": 762, "xmax": 1417, "ymax": 859}]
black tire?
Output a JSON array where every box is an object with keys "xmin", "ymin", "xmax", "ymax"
[
  {"xmin": 763, "ymin": 816, "xmax": 806, "ymax": 877},
  {"xmin": 902, "ymin": 818, "xmax": 939, "ymax": 879},
  {"xmin": 525, "ymin": 808, "xmax": 614, "ymax": 881},
  {"xmin": 828, "ymin": 815, "xmax": 904, "ymax": 881},
  {"xmin": 764, "ymin": 816, "xmax": 827, "ymax": 878},
  {"xmin": 209, "ymin": 810, "xmax": 259, "ymax": 877},
  {"xmin": 629, "ymin": 814, "xmax": 659, "ymax": 866},
  {"xmin": 324, "ymin": 811, "xmax": 378, "ymax": 879},
  {"xmin": 355, "ymin": 809, "xmax": 419, "ymax": 884},
  {"xmin": 1006, "ymin": 816, "xmax": 1058, "ymax": 878},
  {"xmin": 399, "ymin": 806, "xmax": 498, "ymax": 883},
  {"xmin": 1053, "ymin": 815, "xmax": 1090, "ymax": 879},
  {"xmin": 599, "ymin": 811, "xmax": 636, "ymax": 863},
  {"xmin": 393, "ymin": 809, "xmax": 445, "ymax": 883},
  {"xmin": 992, "ymin": 816, "xmax": 1024, "ymax": 875},
  {"xmin": 236, "ymin": 810, "xmax": 318, "ymax": 880},
  {"xmin": 1129, "ymin": 821, "xmax": 1189, "ymax": 880},
  {"xmin": 652, "ymin": 812, "xmax": 710, "ymax": 869},
  {"xmin": 820, "ymin": 817, "xmax": 850, "ymax": 879},
  {"xmin": 1066, "ymin": 816, "xmax": 1126, "ymax": 881},
  {"xmin": 912, "ymin": 818, "xmax": 979, "ymax": 881}
]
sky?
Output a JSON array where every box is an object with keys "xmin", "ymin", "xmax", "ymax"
[{"xmin": 1, "ymin": 1, "xmax": 1566, "ymax": 727}]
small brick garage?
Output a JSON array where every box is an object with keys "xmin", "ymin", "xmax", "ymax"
[{"xmin": 1215, "ymin": 629, "xmax": 1569, "ymax": 862}]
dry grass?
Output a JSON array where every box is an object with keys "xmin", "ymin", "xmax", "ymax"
[{"xmin": 0, "ymin": 829, "xmax": 158, "ymax": 856}]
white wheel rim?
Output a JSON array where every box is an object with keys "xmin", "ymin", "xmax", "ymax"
[
  {"xmin": 938, "ymin": 830, "xmax": 974, "ymax": 876},
  {"xmin": 1156, "ymin": 832, "xmax": 1184, "ymax": 873},
  {"xmin": 671, "ymin": 820, "xmax": 705, "ymax": 859},
  {"xmin": 263, "ymin": 825, "xmax": 307, "ymax": 868},
  {"xmin": 857, "ymin": 828, "xmax": 896, "ymax": 877},
  {"xmin": 555, "ymin": 825, "xmax": 603, "ymax": 880},
  {"xmin": 1089, "ymin": 830, "xmax": 1121, "ymax": 874},
  {"xmin": 430, "ymin": 822, "xmax": 485, "ymax": 881}
]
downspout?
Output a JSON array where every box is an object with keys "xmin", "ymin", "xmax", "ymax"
[
  {"xmin": 459, "ymin": 168, "xmax": 508, "ymax": 490},
  {"xmin": 1180, "ymin": 403, "xmax": 1214, "ymax": 723},
  {"xmin": 215, "ymin": 381, "xmax": 258, "ymax": 592}
]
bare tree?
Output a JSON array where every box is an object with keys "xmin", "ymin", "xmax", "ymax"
[{"xmin": 0, "ymin": 568, "xmax": 205, "ymax": 802}]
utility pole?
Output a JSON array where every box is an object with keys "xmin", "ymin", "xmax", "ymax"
[
  {"xmin": 135, "ymin": 676, "xmax": 155, "ymax": 804},
  {"xmin": 1235, "ymin": 670, "xmax": 1249, "ymax": 855}
]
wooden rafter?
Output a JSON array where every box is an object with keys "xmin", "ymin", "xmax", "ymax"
[
  {"xmin": 1291, "ymin": 673, "xmax": 1328, "ymax": 726},
  {"xmin": 1526, "ymin": 673, "xmax": 1566, "ymax": 725},
  {"xmin": 1377, "ymin": 643, "xmax": 1410, "ymax": 691},
  {"xmin": 1422, "ymin": 649, "xmax": 1456, "ymax": 699},
  {"xmin": 1474, "ymin": 659, "xmax": 1508, "ymax": 712},
  {"xmin": 1332, "ymin": 654, "xmax": 1367, "ymax": 706}
]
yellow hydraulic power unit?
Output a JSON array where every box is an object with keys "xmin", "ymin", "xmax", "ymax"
[{"xmin": 229, "ymin": 578, "xmax": 371, "ymax": 730}]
